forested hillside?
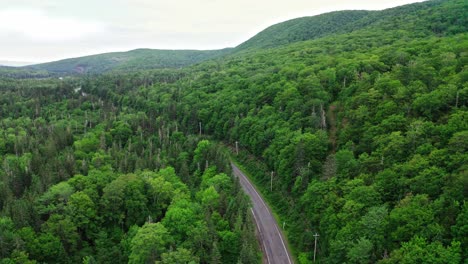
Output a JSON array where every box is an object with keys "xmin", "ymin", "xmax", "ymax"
[
  {"xmin": 1, "ymin": 0, "xmax": 467, "ymax": 263},
  {"xmin": 21, "ymin": 0, "xmax": 467, "ymax": 75},
  {"xmin": 235, "ymin": 0, "xmax": 466, "ymax": 52},
  {"xmin": 0, "ymin": 76, "xmax": 260, "ymax": 263},
  {"xmin": 0, "ymin": 67, "xmax": 51, "ymax": 79},
  {"xmin": 25, "ymin": 48, "xmax": 231, "ymax": 75},
  {"xmin": 233, "ymin": 10, "xmax": 371, "ymax": 51}
]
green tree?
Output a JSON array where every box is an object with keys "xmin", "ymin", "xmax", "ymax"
[
  {"xmin": 66, "ymin": 191, "xmax": 97, "ymax": 236},
  {"xmin": 0, "ymin": 217, "xmax": 16, "ymax": 259},
  {"xmin": 157, "ymin": 247, "xmax": 198, "ymax": 264},
  {"xmin": 380, "ymin": 237, "xmax": 461, "ymax": 264},
  {"xmin": 389, "ymin": 194, "xmax": 441, "ymax": 246},
  {"xmin": 42, "ymin": 214, "xmax": 79, "ymax": 255},
  {"xmin": 347, "ymin": 237, "xmax": 373, "ymax": 264},
  {"xmin": 129, "ymin": 223, "xmax": 173, "ymax": 264}
]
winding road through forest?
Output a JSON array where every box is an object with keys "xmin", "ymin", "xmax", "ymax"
[{"xmin": 231, "ymin": 163, "xmax": 294, "ymax": 264}]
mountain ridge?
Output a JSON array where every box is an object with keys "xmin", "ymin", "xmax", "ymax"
[
  {"xmin": 21, "ymin": 0, "xmax": 466, "ymax": 75},
  {"xmin": 25, "ymin": 48, "xmax": 232, "ymax": 75}
]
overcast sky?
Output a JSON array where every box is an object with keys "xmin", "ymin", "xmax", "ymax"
[{"xmin": 0, "ymin": 0, "xmax": 424, "ymax": 64}]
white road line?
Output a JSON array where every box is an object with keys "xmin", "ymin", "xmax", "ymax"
[
  {"xmin": 275, "ymin": 224, "xmax": 292, "ymax": 264},
  {"xmin": 251, "ymin": 208, "xmax": 270, "ymax": 264}
]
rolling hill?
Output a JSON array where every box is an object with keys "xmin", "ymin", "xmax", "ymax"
[
  {"xmin": 22, "ymin": 0, "xmax": 466, "ymax": 75},
  {"xmin": 25, "ymin": 48, "xmax": 231, "ymax": 75},
  {"xmin": 234, "ymin": 0, "xmax": 466, "ymax": 52},
  {"xmin": 0, "ymin": 0, "xmax": 467, "ymax": 263}
]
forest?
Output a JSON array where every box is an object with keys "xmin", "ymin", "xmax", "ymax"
[
  {"xmin": 0, "ymin": 75, "xmax": 260, "ymax": 263},
  {"xmin": 0, "ymin": 0, "xmax": 467, "ymax": 263}
]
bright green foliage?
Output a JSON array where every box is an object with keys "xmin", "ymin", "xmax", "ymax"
[
  {"xmin": 157, "ymin": 247, "xmax": 199, "ymax": 264},
  {"xmin": 0, "ymin": 80, "xmax": 254, "ymax": 263},
  {"xmin": 129, "ymin": 223, "xmax": 172, "ymax": 264},
  {"xmin": 198, "ymin": 186, "xmax": 220, "ymax": 210},
  {"xmin": 162, "ymin": 199, "xmax": 199, "ymax": 243},
  {"xmin": 66, "ymin": 191, "xmax": 97, "ymax": 239},
  {"xmin": 379, "ymin": 237, "xmax": 461, "ymax": 264},
  {"xmin": 36, "ymin": 182, "xmax": 74, "ymax": 215}
]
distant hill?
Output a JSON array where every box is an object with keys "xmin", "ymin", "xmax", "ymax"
[
  {"xmin": 24, "ymin": 10, "xmax": 374, "ymax": 74},
  {"xmin": 0, "ymin": 65, "xmax": 51, "ymax": 78},
  {"xmin": 21, "ymin": 0, "xmax": 467, "ymax": 75},
  {"xmin": 25, "ymin": 48, "xmax": 231, "ymax": 75}
]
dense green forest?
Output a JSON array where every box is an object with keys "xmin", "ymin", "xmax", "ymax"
[
  {"xmin": 1, "ymin": 0, "xmax": 467, "ymax": 263},
  {"xmin": 0, "ymin": 76, "xmax": 261, "ymax": 263}
]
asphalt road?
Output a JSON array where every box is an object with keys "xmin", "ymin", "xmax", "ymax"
[{"xmin": 231, "ymin": 163, "xmax": 294, "ymax": 264}]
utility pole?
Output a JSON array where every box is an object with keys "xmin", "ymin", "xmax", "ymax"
[
  {"xmin": 313, "ymin": 233, "xmax": 319, "ymax": 262},
  {"xmin": 270, "ymin": 171, "xmax": 274, "ymax": 191},
  {"xmin": 235, "ymin": 141, "xmax": 239, "ymax": 155},
  {"xmin": 199, "ymin": 122, "xmax": 202, "ymax": 136}
]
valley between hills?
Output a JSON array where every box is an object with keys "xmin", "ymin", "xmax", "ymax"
[{"xmin": 0, "ymin": 0, "xmax": 466, "ymax": 263}]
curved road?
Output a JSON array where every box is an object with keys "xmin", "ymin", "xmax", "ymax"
[{"xmin": 231, "ymin": 163, "xmax": 294, "ymax": 264}]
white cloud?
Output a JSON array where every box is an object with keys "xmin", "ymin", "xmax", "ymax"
[{"xmin": 0, "ymin": 8, "xmax": 106, "ymax": 42}]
